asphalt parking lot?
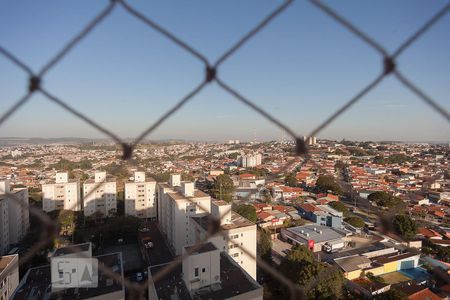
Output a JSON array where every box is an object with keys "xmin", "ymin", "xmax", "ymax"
[
  {"xmin": 103, "ymin": 244, "xmax": 143, "ymax": 274},
  {"xmin": 139, "ymin": 222, "xmax": 174, "ymax": 267}
]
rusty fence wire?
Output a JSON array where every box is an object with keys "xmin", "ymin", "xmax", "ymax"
[{"xmin": 1, "ymin": 0, "xmax": 450, "ymax": 299}]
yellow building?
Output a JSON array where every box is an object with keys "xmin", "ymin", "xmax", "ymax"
[{"xmin": 335, "ymin": 250, "xmax": 420, "ymax": 280}]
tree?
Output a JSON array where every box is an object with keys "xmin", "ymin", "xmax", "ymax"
[
  {"xmin": 345, "ymin": 216, "xmax": 365, "ymax": 228},
  {"xmin": 285, "ymin": 173, "xmax": 297, "ymax": 187},
  {"xmin": 316, "ymin": 176, "xmax": 343, "ymax": 195},
  {"xmin": 228, "ymin": 152, "xmax": 239, "ymax": 159},
  {"xmin": 393, "ymin": 214, "xmax": 417, "ymax": 241},
  {"xmin": 213, "ymin": 174, "xmax": 234, "ymax": 202},
  {"xmin": 235, "ymin": 204, "xmax": 257, "ymax": 222},
  {"xmin": 258, "ymin": 229, "xmax": 272, "ymax": 262},
  {"xmin": 373, "ymin": 155, "xmax": 386, "ymax": 164},
  {"xmin": 278, "ymin": 245, "xmax": 344, "ymax": 299},
  {"xmin": 79, "ymin": 159, "xmax": 92, "ymax": 170},
  {"xmin": 366, "ymin": 272, "xmax": 385, "ymax": 284},
  {"xmin": 261, "ymin": 188, "xmax": 272, "ymax": 203},
  {"xmin": 334, "ymin": 149, "xmax": 346, "ymax": 155},
  {"xmin": 329, "ymin": 201, "xmax": 350, "ymax": 217},
  {"xmin": 283, "ymin": 218, "xmax": 305, "ymax": 228},
  {"xmin": 368, "ymin": 191, "xmax": 402, "ymax": 208}
]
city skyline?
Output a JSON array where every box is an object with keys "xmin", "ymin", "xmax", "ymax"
[
  {"xmin": 1, "ymin": 0, "xmax": 449, "ymax": 142},
  {"xmin": 0, "ymin": 135, "xmax": 448, "ymax": 144}
]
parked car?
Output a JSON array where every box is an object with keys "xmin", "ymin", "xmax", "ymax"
[
  {"xmin": 144, "ymin": 241, "xmax": 154, "ymax": 249},
  {"xmin": 136, "ymin": 272, "xmax": 143, "ymax": 281},
  {"xmin": 139, "ymin": 228, "xmax": 150, "ymax": 233}
]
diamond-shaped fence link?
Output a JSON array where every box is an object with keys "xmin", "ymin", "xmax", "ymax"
[{"xmin": 1, "ymin": 0, "xmax": 450, "ymax": 299}]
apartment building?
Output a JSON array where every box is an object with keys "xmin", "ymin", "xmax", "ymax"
[
  {"xmin": 148, "ymin": 242, "xmax": 262, "ymax": 300},
  {"xmin": 11, "ymin": 243, "xmax": 125, "ymax": 300},
  {"xmin": 0, "ymin": 254, "xmax": 19, "ymax": 300},
  {"xmin": 238, "ymin": 153, "xmax": 262, "ymax": 168},
  {"xmin": 83, "ymin": 171, "xmax": 117, "ymax": 217},
  {"xmin": 157, "ymin": 174, "xmax": 211, "ymax": 255},
  {"xmin": 124, "ymin": 171, "xmax": 156, "ymax": 219},
  {"xmin": 190, "ymin": 200, "xmax": 257, "ymax": 280},
  {"xmin": 303, "ymin": 136, "xmax": 317, "ymax": 145},
  {"xmin": 42, "ymin": 172, "xmax": 81, "ymax": 212},
  {"xmin": 0, "ymin": 181, "xmax": 29, "ymax": 255}
]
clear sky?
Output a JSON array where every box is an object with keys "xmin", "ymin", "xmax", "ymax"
[{"xmin": 0, "ymin": 0, "xmax": 449, "ymax": 142}]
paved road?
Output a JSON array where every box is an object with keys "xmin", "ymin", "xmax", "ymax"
[{"xmin": 337, "ymin": 168, "xmax": 378, "ymax": 218}]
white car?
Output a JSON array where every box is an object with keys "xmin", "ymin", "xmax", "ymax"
[
  {"xmin": 145, "ymin": 241, "xmax": 154, "ymax": 249},
  {"xmin": 136, "ymin": 272, "xmax": 143, "ymax": 281},
  {"xmin": 139, "ymin": 228, "xmax": 150, "ymax": 233}
]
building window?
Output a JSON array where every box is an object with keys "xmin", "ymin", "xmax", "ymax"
[
  {"xmin": 202, "ymin": 268, "xmax": 206, "ymax": 273},
  {"xmin": 194, "ymin": 267, "xmax": 199, "ymax": 277}
]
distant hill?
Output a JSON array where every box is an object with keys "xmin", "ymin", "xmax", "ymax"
[
  {"xmin": 0, "ymin": 137, "xmax": 106, "ymax": 146},
  {"xmin": 0, "ymin": 137, "xmax": 204, "ymax": 147}
]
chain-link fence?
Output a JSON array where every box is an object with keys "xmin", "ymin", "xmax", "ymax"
[{"xmin": 1, "ymin": 0, "xmax": 449, "ymax": 299}]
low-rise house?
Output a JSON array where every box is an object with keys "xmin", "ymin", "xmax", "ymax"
[
  {"xmin": 280, "ymin": 224, "xmax": 348, "ymax": 252},
  {"xmin": 417, "ymin": 227, "xmax": 443, "ymax": 240},
  {"xmin": 347, "ymin": 278, "xmax": 391, "ymax": 298},
  {"xmin": 397, "ymin": 285, "xmax": 441, "ymax": 300},
  {"xmin": 334, "ymin": 248, "xmax": 420, "ymax": 280},
  {"xmin": 297, "ymin": 203, "xmax": 343, "ymax": 229}
]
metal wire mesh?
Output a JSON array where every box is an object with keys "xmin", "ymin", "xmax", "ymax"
[{"xmin": 1, "ymin": 0, "xmax": 449, "ymax": 299}]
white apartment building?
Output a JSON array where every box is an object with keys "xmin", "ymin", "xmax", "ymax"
[
  {"xmin": 83, "ymin": 171, "xmax": 117, "ymax": 217},
  {"xmin": 148, "ymin": 242, "xmax": 263, "ymax": 300},
  {"xmin": 238, "ymin": 153, "xmax": 262, "ymax": 168},
  {"xmin": 0, "ymin": 181, "xmax": 30, "ymax": 255},
  {"xmin": 157, "ymin": 174, "xmax": 211, "ymax": 255},
  {"xmin": 42, "ymin": 172, "xmax": 81, "ymax": 212},
  {"xmin": 190, "ymin": 200, "xmax": 257, "ymax": 280},
  {"xmin": 303, "ymin": 135, "xmax": 317, "ymax": 145},
  {"xmin": 157, "ymin": 174, "xmax": 257, "ymax": 280},
  {"xmin": 0, "ymin": 254, "xmax": 19, "ymax": 300},
  {"xmin": 124, "ymin": 171, "xmax": 156, "ymax": 219}
]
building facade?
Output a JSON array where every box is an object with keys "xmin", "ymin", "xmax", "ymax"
[
  {"xmin": 297, "ymin": 204, "xmax": 343, "ymax": 229},
  {"xmin": 238, "ymin": 154, "xmax": 262, "ymax": 168},
  {"xmin": 83, "ymin": 171, "xmax": 117, "ymax": 217},
  {"xmin": 124, "ymin": 171, "xmax": 156, "ymax": 219},
  {"xmin": 190, "ymin": 200, "xmax": 257, "ymax": 280},
  {"xmin": 42, "ymin": 172, "xmax": 81, "ymax": 212},
  {"xmin": 0, "ymin": 181, "xmax": 29, "ymax": 255},
  {"xmin": 157, "ymin": 174, "xmax": 211, "ymax": 256},
  {"xmin": 0, "ymin": 254, "xmax": 19, "ymax": 300}
]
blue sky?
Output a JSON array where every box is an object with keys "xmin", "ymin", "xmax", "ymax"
[{"xmin": 0, "ymin": 0, "xmax": 449, "ymax": 142}]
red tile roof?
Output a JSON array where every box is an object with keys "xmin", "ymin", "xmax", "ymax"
[
  {"xmin": 408, "ymin": 288, "xmax": 440, "ymax": 300},
  {"xmin": 298, "ymin": 203, "xmax": 321, "ymax": 213},
  {"xmin": 257, "ymin": 211, "xmax": 273, "ymax": 221},
  {"xmin": 417, "ymin": 227, "xmax": 442, "ymax": 239}
]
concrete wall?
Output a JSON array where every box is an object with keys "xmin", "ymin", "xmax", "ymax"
[{"xmin": 182, "ymin": 246, "xmax": 221, "ymax": 293}]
